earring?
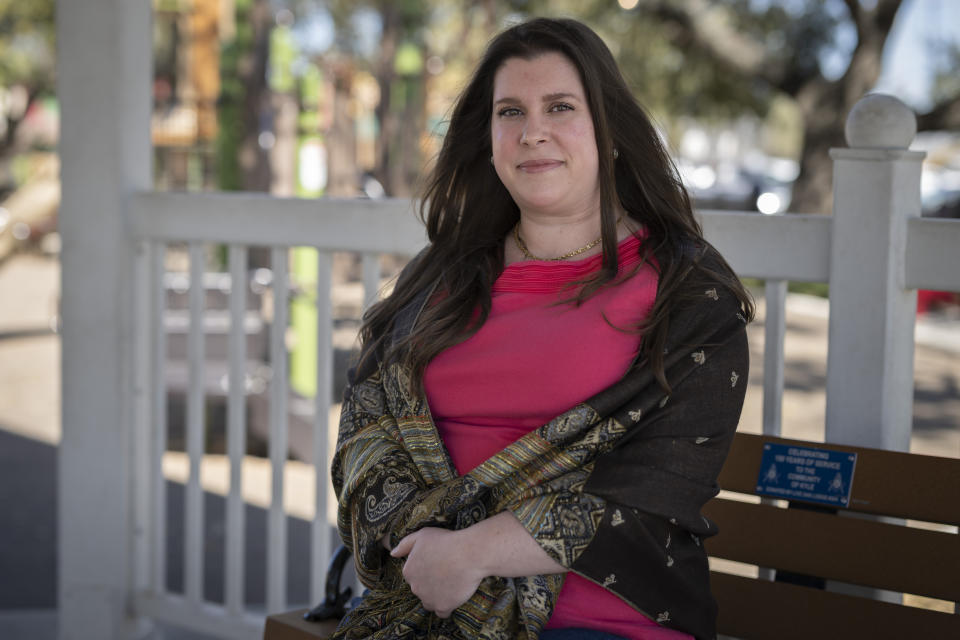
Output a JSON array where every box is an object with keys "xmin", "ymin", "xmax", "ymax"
[
  {"xmin": 490, "ymin": 155, "xmax": 494, "ymax": 164},
  {"xmin": 613, "ymin": 148, "xmax": 619, "ymax": 159}
]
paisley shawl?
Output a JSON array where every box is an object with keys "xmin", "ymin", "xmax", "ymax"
[{"xmin": 330, "ymin": 248, "xmax": 750, "ymax": 640}]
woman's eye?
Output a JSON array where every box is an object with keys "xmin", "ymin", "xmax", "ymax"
[
  {"xmin": 498, "ymin": 107, "xmax": 522, "ymax": 117},
  {"xmin": 550, "ymin": 103, "xmax": 574, "ymax": 113}
]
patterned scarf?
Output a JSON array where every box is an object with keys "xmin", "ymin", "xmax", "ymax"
[{"xmin": 331, "ymin": 259, "xmax": 749, "ymax": 640}]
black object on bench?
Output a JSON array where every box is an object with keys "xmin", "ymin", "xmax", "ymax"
[{"xmin": 303, "ymin": 544, "xmax": 353, "ymax": 622}]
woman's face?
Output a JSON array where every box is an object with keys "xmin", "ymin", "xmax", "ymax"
[{"xmin": 490, "ymin": 52, "xmax": 600, "ymax": 219}]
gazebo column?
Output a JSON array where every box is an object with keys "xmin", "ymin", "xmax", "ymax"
[{"xmin": 57, "ymin": 1, "xmax": 152, "ymax": 638}]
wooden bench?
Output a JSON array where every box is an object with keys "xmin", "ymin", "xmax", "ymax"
[
  {"xmin": 265, "ymin": 432, "xmax": 960, "ymax": 639},
  {"xmin": 706, "ymin": 433, "xmax": 960, "ymax": 639}
]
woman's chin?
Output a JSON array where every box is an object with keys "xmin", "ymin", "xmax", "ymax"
[{"xmin": 512, "ymin": 194, "xmax": 573, "ymax": 215}]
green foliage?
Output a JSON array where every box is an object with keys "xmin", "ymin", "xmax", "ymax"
[
  {"xmin": 320, "ymin": 0, "xmax": 429, "ymax": 60},
  {"xmin": 931, "ymin": 42, "xmax": 960, "ymax": 106},
  {"xmin": 216, "ymin": 8, "xmax": 252, "ymax": 192},
  {"xmin": 215, "ymin": 99, "xmax": 243, "ymax": 192},
  {"xmin": 725, "ymin": 0, "xmax": 845, "ymax": 87},
  {"xmin": 497, "ymin": 0, "xmax": 776, "ymax": 124},
  {"xmin": 270, "ymin": 24, "xmax": 299, "ymax": 93},
  {"xmin": 0, "ymin": 0, "xmax": 55, "ymax": 92}
]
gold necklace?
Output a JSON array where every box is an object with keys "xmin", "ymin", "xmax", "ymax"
[{"xmin": 513, "ymin": 217, "xmax": 621, "ymax": 261}]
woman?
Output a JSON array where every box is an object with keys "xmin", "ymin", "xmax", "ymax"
[{"xmin": 331, "ymin": 17, "xmax": 752, "ymax": 640}]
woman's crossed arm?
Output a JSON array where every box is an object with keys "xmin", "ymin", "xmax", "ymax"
[{"xmin": 389, "ymin": 511, "xmax": 567, "ymax": 618}]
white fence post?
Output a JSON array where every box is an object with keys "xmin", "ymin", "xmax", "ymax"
[
  {"xmin": 57, "ymin": 0, "xmax": 152, "ymax": 638},
  {"xmin": 762, "ymin": 280, "xmax": 786, "ymax": 437},
  {"xmin": 825, "ymin": 94, "xmax": 925, "ymax": 451}
]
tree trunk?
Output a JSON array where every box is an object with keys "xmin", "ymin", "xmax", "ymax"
[
  {"xmin": 240, "ymin": 0, "xmax": 272, "ymax": 193},
  {"xmin": 791, "ymin": 80, "xmax": 846, "ymax": 214},
  {"xmin": 242, "ymin": 0, "xmax": 273, "ymax": 268},
  {"xmin": 374, "ymin": 2, "xmax": 400, "ymax": 195},
  {"xmin": 789, "ymin": 12, "xmax": 889, "ymax": 214},
  {"xmin": 391, "ymin": 73, "xmax": 426, "ymax": 198},
  {"xmin": 327, "ymin": 62, "xmax": 358, "ymax": 197}
]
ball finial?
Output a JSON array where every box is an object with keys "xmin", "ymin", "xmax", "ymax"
[{"xmin": 845, "ymin": 94, "xmax": 916, "ymax": 149}]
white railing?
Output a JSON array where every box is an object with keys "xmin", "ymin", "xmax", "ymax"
[
  {"xmin": 125, "ymin": 197, "xmax": 428, "ymax": 637},
  {"xmin": 122, "ymin": 181, "xmax": 959, "ymax": 639},
  {"xmin": 57, "ymin": 1, "xmax": 960, "ymax": 636},
  {"xmin": 100, "ymin": 155, "xmax": 960, "ymax": 637}
]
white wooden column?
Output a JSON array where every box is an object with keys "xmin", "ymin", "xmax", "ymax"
[
  {"xmin": 825, "ymin": 94, "xmax": 925, "ymax": 451},
  {"xmin": 57, "ymin": 1, "xmax": 152, "ymax": 638}
]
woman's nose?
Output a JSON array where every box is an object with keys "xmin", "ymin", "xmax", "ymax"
[{"xmin": 520, "ymin": 115, "xmax": 548, "ymax": 146}]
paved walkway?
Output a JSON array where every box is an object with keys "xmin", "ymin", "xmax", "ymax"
[
  {"xmin": 739, "ymin": 292, "xmax": 960, "ymax": 457},
  {"xmin": 0, "ymin": 253, "xmax": 957, "ymax": 639}
]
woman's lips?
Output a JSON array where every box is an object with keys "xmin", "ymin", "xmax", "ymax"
[{"xmin": 517, "ymin": 159, "xmax": 563, "ymax": 173}]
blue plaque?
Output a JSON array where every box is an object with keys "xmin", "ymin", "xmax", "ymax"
[{"xmin": 755, "ymin": 443, "xmax": 857, "ymax": 508}]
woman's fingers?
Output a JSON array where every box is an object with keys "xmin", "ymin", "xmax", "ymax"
[
  {"xmin": 390, "ymin": 532, "xmax": 417, "ymax": 558},
  {"xmin": 392, "ymin": 527, "xmax": 482, "ymax": 616}
]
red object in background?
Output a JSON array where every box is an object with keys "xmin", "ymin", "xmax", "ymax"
[{"xmin": 917, "ymin": 290, "xmax": 959, "ymax": 314}]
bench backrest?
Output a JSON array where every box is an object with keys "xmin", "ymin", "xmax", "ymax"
[{"xmin": 705, "ymin": 432, "xmax": 960, "ymax": 639}]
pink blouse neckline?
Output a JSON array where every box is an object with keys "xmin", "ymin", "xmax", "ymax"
[{"xmin": 495, "ymin": 231, "xmax": 646, "ymax": 294}]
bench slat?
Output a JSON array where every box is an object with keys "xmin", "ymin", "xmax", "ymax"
[
  {"xmin": 263, "ymin": 609, "xmax": 338, "ymax": 639},
  {"xmin": 712, "ymin": 572, "xmax": 960, "ymax": 640},
  {"xmin": 719, "ymin": 433, "xmax": 960, "ymax": 525},
  {"xmin": 704, "ymin": 497, "xmax": 960, "ymax": 602}
]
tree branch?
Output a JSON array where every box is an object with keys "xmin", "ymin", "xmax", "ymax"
[
  {"xmin": 846, "ymin": 0, "xmax": 901, "ymax": 57},
  {"xmin": 872, "ymin": 0, "xmax": 903, "ymax": 34},
  {"xmin": 836, "ymin": 0, "xmax": 902, "ymax": 106},
  {"xmin": 916, "ymin": 93, "xmax": 960, "ymax": 132},
  {"xmin": 642, "ymin": 0, "xmax": 784, "ymax": 88},
  {"xmin": 844, "ymin": 0, "xmax": 902, "ymax": 39},
  {"xmin": 842, "ymin": 0, "xmax": 862, "ymax": 30}
]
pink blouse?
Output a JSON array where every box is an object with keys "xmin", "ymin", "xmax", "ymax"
[{"xmin": 424, "ymin": 233, "xmax": 692, "ymax": 639}]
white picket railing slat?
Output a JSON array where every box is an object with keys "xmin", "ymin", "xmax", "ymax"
[
  {"xmin": 151, "ymin": 244, "xmax": 168, "ymax": 596},
  {"xmin": 312, "ymin": 251, "xmax": 335, "ymax": 605},
  {"xmin": 185, "ymin": 242, "xmax": 206, "ymax": 604},
  {"xmin": 267, "ymin": 247, "xmax": 290, "ymax": 615},
  {"xmin": 225, "ymin": 245, "xmax": 248, "ymax": 615}
]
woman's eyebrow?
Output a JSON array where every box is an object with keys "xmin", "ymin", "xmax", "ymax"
[
  {"xmin": 542, "ymin": 92, "xmax": 579, "ymax": 102},
  {"xmin": 494, "ymin": 92, "xmax": 581, "ymax": 107}
]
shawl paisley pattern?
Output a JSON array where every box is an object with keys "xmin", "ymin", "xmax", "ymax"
[{"xmin": 330, "ymin": 250, "xmax": 750, "ymax": 640}]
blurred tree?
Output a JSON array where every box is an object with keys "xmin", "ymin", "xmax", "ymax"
[
  {"xmin": 319, "ymin": 0, "xmax": 423, "ymax": 195},
  {"xmin": 216, "ymin": 0, "xmax": 273, "ymax": 268},
  {"xmin": 509, "ymin": 0, "xmax": 770, "ymax": 124},
  {"xmin": 920, "ymin": 40, "xmax": 960, "ymax": 132},
  {"xmin": 0, "ymin": 0, "xmax": 55, "ymax": 160},
  {"xmin": 625, "ymin": 0, "xmax": 960, "ymax": 213},
  {"xmin": 224, "ymin": 0, "xmax": 959, "ymax": 208},
  {"xmin": 217, "ymin": 0, "xmax": 272, "ymax": 193},
  {"xmin": 320, "ymin": 0, "xmax": 497, "ymax": 196},
  {"xmin": 370, "ymin": 0, "xmax": 428, "ymax": 197}
]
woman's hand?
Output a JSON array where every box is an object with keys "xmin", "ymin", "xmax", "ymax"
[
  {"xmin": 389, "ymin": 512, "xmax": 567, "ymax": 617},
  {"xmin": 390, "ymin": 527, "xmax": 483, "ymax": 618}
]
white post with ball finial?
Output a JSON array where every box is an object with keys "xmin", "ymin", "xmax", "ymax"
[{"xmin": 826, "ymin": 94, "xmax": 925, "ymax": 451}]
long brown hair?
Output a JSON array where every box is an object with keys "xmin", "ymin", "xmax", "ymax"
[{"xmin": 359, "ymin": 18, "xmax": 753, "ymax": 391}]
